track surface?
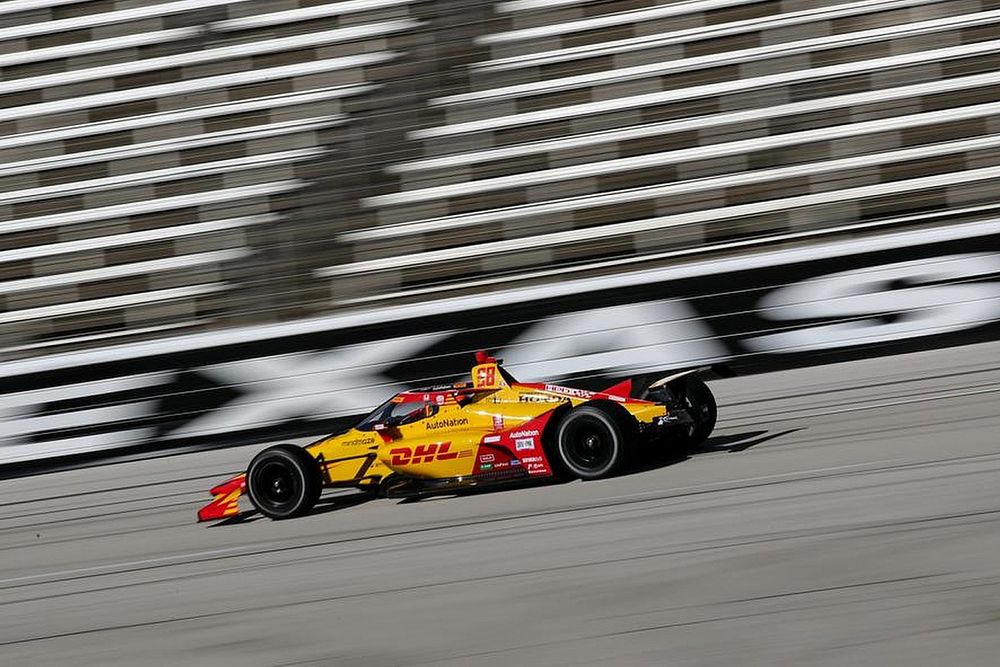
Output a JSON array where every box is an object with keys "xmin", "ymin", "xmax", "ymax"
[{"xmin": 3, "ymin": 343, "xmax": 1000, "ymax": 666}]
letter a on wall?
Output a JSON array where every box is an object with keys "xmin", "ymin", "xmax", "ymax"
[{"xmin": 499, "ymin": 300, "xmax": 728, "ymax": 380}]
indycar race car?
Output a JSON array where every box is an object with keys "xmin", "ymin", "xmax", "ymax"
[{"xmin": 198, "ymin": 352, "xmax": 719, "ymax": 522}]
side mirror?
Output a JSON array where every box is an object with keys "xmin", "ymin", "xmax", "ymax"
[{"xmin": 373, "ymin": 422, "xmax": 400, "ymax": 442}]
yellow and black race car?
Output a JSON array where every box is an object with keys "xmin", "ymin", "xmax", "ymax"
[{"xmin": 198, "ymin": 352, "xmax": 719, "ymax": 522}]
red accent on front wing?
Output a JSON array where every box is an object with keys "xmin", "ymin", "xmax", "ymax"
[
  {"xmin": 198, "ymin": 474, "xmax": 245, "ymax": 522},
  {"xmin": 209, "ymin": 474, "xmax": 245, "ymax": 497}
]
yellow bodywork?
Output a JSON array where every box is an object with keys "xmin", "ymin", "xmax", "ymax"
[
  {"xmin": 303, "ymin": 361, "xmax": 665, "ymax": 485},
  {"xmin": 198, "ymin": 359, "xmax": 668, "ymax": 521}
]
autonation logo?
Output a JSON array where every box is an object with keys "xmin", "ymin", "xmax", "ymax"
[{"xmin": 425, "ymin": 417, "xmax": 469, "ymax": 430}]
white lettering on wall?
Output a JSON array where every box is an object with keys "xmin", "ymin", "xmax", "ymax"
[
  {"xmin": 746, "ymin": 254, "xmax": 1000, "ymax": 352},
  {"xmin": 500, "ymin": 300, "xmax": 728, "ymax": 380}
]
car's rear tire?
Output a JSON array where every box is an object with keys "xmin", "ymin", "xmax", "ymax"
[
  {"xmin": 553, "ymin": 404, "xmax": 633, "ymax": 480},
  {"xmin": 674, "ymin": 376, "xmax": 717, "ymax": 449},
  {"xmin": 246, "ymin": 444, "xmax": 322, "ymax": 520}
]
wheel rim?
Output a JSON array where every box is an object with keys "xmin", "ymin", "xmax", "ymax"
[
  {"xmin": 253, "ymin": 461, "xmax": 301, "ymax": 511},
  {"xmin": 685, "ymin": 397, "xmax": 705, "ymax": 436},
  {"xmin": 684, "ymin": 394, "xmax": 705, "ymax": 421},
  {"xmin": 562, "ymin": 418, "xmax": 615, "ymax": 473},
  {"xmin": 681, "ymin": 381, "xmax": 715, "ymax": 441}
]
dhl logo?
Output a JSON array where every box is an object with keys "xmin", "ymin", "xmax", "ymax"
[{"xmin": 389, "ymin": 442, "xmax": 472, "ymax": 466}]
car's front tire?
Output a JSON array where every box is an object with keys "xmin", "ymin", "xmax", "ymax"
[
  {"xmin": 553, "ymin": 404, "xmax": 633, "ymax": 480},
  {"xmin": 245, "ymin": 444, "xmax": 323, "ymax": 520}
]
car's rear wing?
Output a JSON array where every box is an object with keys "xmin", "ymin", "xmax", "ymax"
[{"xmin": 639, "ymin": 364, "xmax": 735, "ymax": 399}]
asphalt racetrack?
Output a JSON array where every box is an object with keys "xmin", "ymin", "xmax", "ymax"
[{"xmin": 4, "ymin": 342, "xmax": 1000, "ymax": 666}]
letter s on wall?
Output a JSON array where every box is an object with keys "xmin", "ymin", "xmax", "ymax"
[{"xmin": 745, "ymin": 254, "xmax": 1000, "ymax": 353}]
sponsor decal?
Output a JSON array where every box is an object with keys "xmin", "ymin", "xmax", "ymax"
[
  {"xmin": 480, "ymin": 463, "xmax": 493, "ymax": 471},
  {"xmin": 519, "ymin": 393, "xmax": 559, "ymax": 403},
  {"xmin": 425, "ymin": 417, "xmax": 469, "ymax": 430},
  {"xmin": 435, "ymin": 394, "xmax": 445, "ymax": 405},
  {"xmin": 510, "ymin": 459, "xmax": 520, "ymax": 466},
  {"xmin": 483, "ymin": 434, "xmax": 501, "ymax": 443},
  {"xmin": 543, "ymin": 384, "xmax": 594, "ymax": 399},
  {"xmin": 521, "ymin": 456, "xmax": 544, "ymax": 463},
  {"xmin": 515, "ymin": 438, "xmax": 535, "ymax": 451},
  {"xmin": 479, "ymin": 454, "xmax": 495, "ymax": 463},
  {"xmin": 492, "ymin": 415, "xmax": 504, "ymax": 430},
  {"xmin": 511, "ymin": 429, "xmax": 539, "ymax": 438},
  {"xmin": 389, "ymin": 442, "xmax": 469, "ymax": 465},
  {"xmin": 343, "ymin": 436, "xmax": 377, "ymax": 447}
]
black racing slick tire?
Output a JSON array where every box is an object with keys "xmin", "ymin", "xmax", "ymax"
[
  {"xmin": 245, "ymin": 444, "xmax": 323, "ymax": 520},
  {"xmin": 553, "ymin": 405, "xmax": 633, "ymax": 480},
  {"xmin": 675, "ymin": 376, "xmax": 717, "ymax": 449}
]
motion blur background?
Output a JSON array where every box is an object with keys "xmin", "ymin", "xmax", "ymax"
[
  {"xmin": 3, "ymin": 0, "xmax": 999, "ymax": 356},
  {"xmin": 5, "ymin": 4, "xmax": 1000, "ymax": 665},
  {"xmin": 3, "ymin": 0, "xmax": 1000, "ymax": 466}
]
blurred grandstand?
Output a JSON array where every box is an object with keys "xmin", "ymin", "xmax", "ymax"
[{"xmin": 2, "ymin": 0, "xmax": 999, "ymax": 360}]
